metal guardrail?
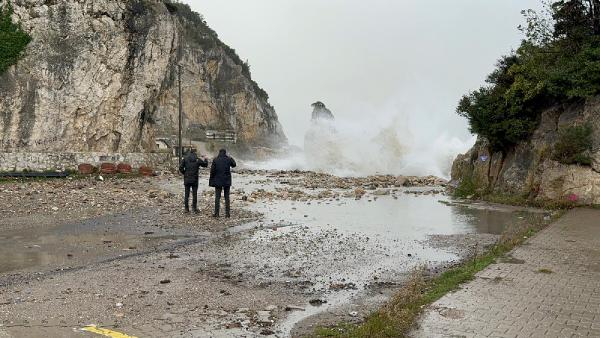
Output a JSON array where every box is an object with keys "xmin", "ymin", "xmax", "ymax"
[{"xmin": 206, "ymin": 130, "xmax": 237, "ymax": 143}]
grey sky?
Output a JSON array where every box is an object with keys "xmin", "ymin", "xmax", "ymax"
[{"xmin": 184, "ymin": 0, "xmax": 544, "ymax": 146}]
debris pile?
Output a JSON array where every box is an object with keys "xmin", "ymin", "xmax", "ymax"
[{"xmin": 0, "ymin": 176, "xmax": 258, "ymax": 230}]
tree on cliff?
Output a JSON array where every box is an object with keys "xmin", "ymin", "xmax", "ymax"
[
  {"xmin": 553, "ymin": 0, "xmax": 600, "ymax": 41},
  {"xmin": 0, "ymin": 1, "xmax": 32, "ymax": 74},
  {"xmin": 457, "ymin": 0, "xmax": 600, "ymax": 152}
]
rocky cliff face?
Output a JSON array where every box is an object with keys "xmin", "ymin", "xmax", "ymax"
[
  {"xmin": 451, "ymin": 96, "xmax": 600, "ymax": 205},
  {"xmin": 0, "ymin": 0, "xmax": 286, "ymax": 153}
]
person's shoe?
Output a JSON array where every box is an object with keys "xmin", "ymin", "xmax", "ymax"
[
  {"xmin": 184, "ymin": 208, "xmax": 190, "ymax": 214},
  {"xmin": 212, "ymin": 213, "xmax": 219, "ymax": 218},
  {"xmin": 225, "ymin": 213, "xmax": 231, "ymax": 218},
  {"xmin": 193, "ymin": 208, "xmax": 200, "ymax": 214}
]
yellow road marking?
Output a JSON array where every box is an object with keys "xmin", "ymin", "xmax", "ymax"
[{"xmin": 82, "ymin": 325, "xmax": 138, "ymax": 338}]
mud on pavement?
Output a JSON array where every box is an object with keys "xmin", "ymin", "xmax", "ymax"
[{"xmin": 0, "ymin": 171, "xmax": 551, "ymax": 337}]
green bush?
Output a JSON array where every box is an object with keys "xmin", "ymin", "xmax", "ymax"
[
  {"xmin": 0, "ymin": 1, "xmax": 32, "ymax": 74},
  {"xmin": 552, "ymin": 124, "xmax": 594, "ymax": 165},
  {"xmin": 453, "ymin": 174, "xmax": 479, "ymax": 198},
  {"xmin": 457, "ymin": 55, "xmax": 542, "ymax": 152},
  {"xmin": 458, "ymin": 0, "xmax": 600, "ymax": 152}
]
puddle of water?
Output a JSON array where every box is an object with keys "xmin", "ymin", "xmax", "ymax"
[
  {"xmin": 0, "ymin": 214, "xmax": 182, "ymax": 275},
  {"xmin": 246, "ymin": 194, "xmax": 529, "ymax": 239},
  {"xmin": 231, "ymin": 191, "xmax": 542, "ymax": 336},
  {"xmin": 279, "ymin": 291, "xmax": 357, "ymax": 336}
]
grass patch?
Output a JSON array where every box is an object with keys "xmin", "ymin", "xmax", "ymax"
[
  {"xmin": 0, "ymin": 174, "xmax": 71, "ymax": 184},
  {"xmin": 451, "ymin": 189, "xmax": 577, "ymax": 211},
  {"xmin": 482, "ymin": 193, "xmax": 577, "ymax": 210},
  {"xmin": 482, "ymin": 193, "xmax": 529, "ymax": 206},
  {"xmin": 311, "ymin": 214, "xmax": 555, "ymax": 338},
  {"xmin": 537, "ymin": 268, "xmax": 553, "ymax": 274},
  {"xmin": 0, "ymin": 171, "xmax": 144, "ymax": 184},
  {"xmin": 452, "ymin": 174, "xmax": 479, "ymax": 199}
]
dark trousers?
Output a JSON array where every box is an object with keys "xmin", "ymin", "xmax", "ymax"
[
  {"xmin": 184, "ymin": 182, "xmax": 199, "ymax": 211},
  {"xmin": 214, "ymin": 186, "xmax": 231, "ymax": 216}
]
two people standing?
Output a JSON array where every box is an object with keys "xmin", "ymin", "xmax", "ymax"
[{"xmin": 179, "ymin": 148, "xmax": 236, "ymax": 217}]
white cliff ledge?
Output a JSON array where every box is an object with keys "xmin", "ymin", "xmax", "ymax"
[{"xmin": 0, "ymin": 0, "xmax": 287, "ymax": 153}]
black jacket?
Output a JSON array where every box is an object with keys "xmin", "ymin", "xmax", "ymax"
[
  {"xmin": 179, "ymin": 153, "xmax": 208, "ymax": 185},
  {"xmin": 209, "ymin": 153, "xmax": 237, "ymax": 187}
]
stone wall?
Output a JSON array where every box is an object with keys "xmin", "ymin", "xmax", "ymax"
[{"xmin": 0, "ymin": 152, "xmax": 174, "ymax": 172}]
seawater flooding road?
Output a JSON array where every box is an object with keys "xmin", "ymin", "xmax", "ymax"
[{"xmin": 0, "ymin": 171, "xmax": 550, "ymax": 337}]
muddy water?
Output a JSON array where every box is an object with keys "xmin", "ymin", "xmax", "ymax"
[
  {"xmin": 0, "ymin": 213, "xmax": 184, "ymax": 275},
  {"xmin": 247, "ymin": 194, "xmax": 520, "ymax": 237}
]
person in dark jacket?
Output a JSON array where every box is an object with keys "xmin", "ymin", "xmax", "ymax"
[
  {"xmin": 179, "ymin": 149, "xmax": 208, "ymax": 214},
  {"xmin": 209, "ymin": 149, "xmax": 237, "ymax": 217}
]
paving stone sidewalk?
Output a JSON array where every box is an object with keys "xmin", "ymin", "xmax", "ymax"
[{"xmin": 412, "ymin": 208, "xmax": 600, "ymax": 338}]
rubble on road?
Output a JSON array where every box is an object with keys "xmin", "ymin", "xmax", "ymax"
[
  {"xmin": 233, "ymin": 170, "xmax": 447, "ymax": 202},
  {"xmin": 0, "ymin": 175, "xmax": 259, "ymax": 231},
  {"xmin": 238, "ymin": 169, "xmax": 446, "ymax": 189}
]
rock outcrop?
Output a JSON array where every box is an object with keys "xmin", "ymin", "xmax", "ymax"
[
  {"xmin": 305, "ymin": 101, "xmax": 338, "ymax": 171},
  {"xmin": 311, "ymin": 101, "xmax": 334, "ymax": 121},
  {"xmin": 451, "ymin": 96, "xmax": 600, "ymax": 205},
  {"xmin": 0, "ymin": 0, "xmax": 286, "ymax": 153}
]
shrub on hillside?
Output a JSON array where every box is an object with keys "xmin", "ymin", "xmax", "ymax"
[
  {"xmin": 0, "ymin": 1, "xmax": 32, "ymax": 74},
  {"xmin": 453, "ymin": 174, "xmax": 480, "ymax": 198},
  {"xmin": 552, "ymin": 124, "xmax": 594, "ymax": 165}
]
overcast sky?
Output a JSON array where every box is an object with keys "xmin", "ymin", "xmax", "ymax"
[{"xmin": 184, "ymin": 0, "xmax": 544, "ymax": 146}]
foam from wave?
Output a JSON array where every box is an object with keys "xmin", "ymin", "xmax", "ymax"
[{"xmin": 245, "ymin": 109, "xmax": 475, "ymax": 179}]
